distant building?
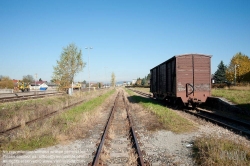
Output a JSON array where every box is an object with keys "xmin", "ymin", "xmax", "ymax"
[
  {"xmin": 132, "ymin": 79, "xmax": 136, "ymax": 85},
  {"xmin": 30, "ymin": 81, "xmax": 48, "ymax": 90}
]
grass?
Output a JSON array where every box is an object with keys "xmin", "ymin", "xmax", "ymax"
[
  {"xmin": 0, "ymin": 89, "xmax": 115, "ymax": 152},
  {"xmin": 0, "ymin": 90, "xmax": 108, "ymax": 132},
  {"xmin": 3, "ymin": 135, "xmax": 57, "ymax": 151},
  {"xmin": 126, "ymin": 89, "xmax": 197, "ymax": 133},
  {"xmin": 193, "ymin": 135, "xmax": 250, "ymax": 166},
  {"xmin": 212, "ymin": 88, "xmax": 250, "ymax": 111},
  {"xmin": 55, "ymin": 89, "xmax": 115, "ymax": 131}
]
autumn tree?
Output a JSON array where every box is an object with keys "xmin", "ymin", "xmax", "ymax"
[
  {"xmin": 0, "ymin": 76, "xmax": 14, "ymax": 89},
  {"xmin": 111, "ymin": 72, "xmax": 116, "ymax": 87},
  {"xmin": 226, "ymin": 52, "xmax": 250, "ymax": 83},
  {"xmin": 135, "ymin": 78, "xmax": 142, "ymax": 85},
  {"xmin": 52, "ymin": 43, "xmax": 85, "ymax": 89},
  {"xmin": 213, "ymin": 61, "xmax": 227, "ymax": 83}
]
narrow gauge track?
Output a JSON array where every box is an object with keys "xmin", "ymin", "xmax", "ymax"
[
  {"xmin": 91, "ymin": 90, "xmax": 145, "ymax": 166},
  {"xmin": 0, "ymin": 92, "xmax": 65, "ymax": 103},
  {"xmin": 129, "ymin": 88, "xmax": 250, "ymax": 138}
]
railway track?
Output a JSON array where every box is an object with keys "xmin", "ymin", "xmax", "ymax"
[
  {"xmin": 0, "ymin": 91, "xmax": 64, "ymax": 103},
  {"xmin": 185, "ymin": 108, "xmax": 250, "ymax": 137},
  {"xmin": 91, "ymin": 90, "xmax": 145, "ymax": 165},
  {"xmin": 129, "ymin": 88, "xmax": 250, "ymax": 138},
  {"xmin": 0, "ymin": 96, "xmax": 87, "ymax": 135}
]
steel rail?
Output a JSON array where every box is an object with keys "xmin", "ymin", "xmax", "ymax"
[
  {"xmin": 0, "ymin": 98, "xmax": 87, "ymax": 135},
  {"xmin": 123, "ymin": 92, "xmax": 145, "ymax": 166},
  {"xmin": 0, "ymin": 92, "xmax": 64, "ymax": 103},
  {"xmin": 196, "ymin": 107, "xmax": 250, "ymax": 129},
  {"xmin": 129, "ymin": 88, "xmax": 250, "ymax": 138},
  {"xmin": 183, "ymin": 109, "xmax": 250, "ymax": 137},
  {"xmin": 92, "ymin": 92, "xmax": 120, "ymax": 166}
]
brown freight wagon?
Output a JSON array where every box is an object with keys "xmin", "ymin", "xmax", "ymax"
[{"xmin": 150, "ymin": 54, "xmax": 211, "ymax": 107}]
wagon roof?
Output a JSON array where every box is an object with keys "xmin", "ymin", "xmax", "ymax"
[
  {"xmin": 175, "ymin": 53, "xmax": 212, "ymax": 58},
  {"xmin": 150, "ymin": 53, "xmax": 212, "ymax": 70}
]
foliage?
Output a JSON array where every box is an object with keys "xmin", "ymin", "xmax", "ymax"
[
  {"xmin": 111, "ymin": 72, "xmax": 116, "ymax": 87},
  {"xmin": 141, "ymin": 78, "xmax": 146, "ymax": 85},
  {"xmin": 135, "ymin": 78, "xmax": 141, "ymax": 85},
  {"xmin": 135, "ymin": 73, "xmax": 150, "ymax": 86},
  {"xmin": 0, "ymin": 76, "xmax": 14, "ymax": 89},
  {"xmin": 213, "ymin": 61, "xmax": 227, "ymax": 83},
  {"xmin": 52, "ymin": 43, "xmax": 85, "ymax": 89},
  {"xmin": 226, "ymin": 52, "xmax": 250, "ymax": 83},
  {"xmin": 22, "ymin": 75, "xmax": 34, "ymax": 83}
]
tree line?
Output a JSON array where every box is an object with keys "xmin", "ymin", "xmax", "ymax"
[
  {"xmin": 134, "ymin": 73, "xmax": 151, "ymax": 86},
  {"xmin": 213, "ymin": 52, "xmax": 250, "ymax": 84},
  {"xmin": 0, "ymin": 75, "xmax": 43, "ymax": 89}
]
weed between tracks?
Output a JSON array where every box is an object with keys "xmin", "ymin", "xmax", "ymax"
[
  {"xmin": 193, "ymin": 135, "xmax": 250, "ymax": 165},
  {"xmin": 126, "ymin": 89, "xmax": 196, "ymax": 133},
  {"xmin": 0, "ymin": 89, "xmax": 115, "ymax": 152}
]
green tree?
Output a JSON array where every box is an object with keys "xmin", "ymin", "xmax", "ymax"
[
  {"xmin": 213, "ymin": 61, "xmax": 227, "ymax": 83},
  {"xmin": 226, "ymin": 52, "xmax": 250, "ymax": 83},
  {"xmin": 146, "ymin": 73, "xmax": 151, "ymax": 81},
  {"xmin": 52, "ymin": 43, "xmax": 85, "ymax": 89},
  {"xmin": 111, "ymin": 72, "xmax": 116, "ymax": 87},
  {"xmin": 141, "ymin": 78, "xmax": 146, "ymax": 85},
  {"xmin": 22, "ymin": 75, "xmax": 34, "ymax": 83}
]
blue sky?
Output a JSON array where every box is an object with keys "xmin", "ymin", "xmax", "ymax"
[{"xmin": 1, "ymin": 0, "xmax": 250, "ymax": 83}]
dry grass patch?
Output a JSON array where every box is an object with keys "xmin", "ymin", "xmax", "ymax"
[
  {"xmin": 193, "ymin": 135, "xmax": 250, "ymax": 166},
  {"xmin": 0, "ymin": 89, "xmax": 115, "ymax": 152},
  {"xmin": 131, "ymin": 87, "xmax": 151, "ymax": 94}
]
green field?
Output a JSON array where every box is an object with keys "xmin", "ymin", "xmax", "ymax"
[{"xmin": 212, "ymin": 88, "xmax": 250, "ymax": 111}]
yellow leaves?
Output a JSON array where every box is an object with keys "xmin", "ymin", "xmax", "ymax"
[{"xmin": 225, "ymin": 52, "xmax": 250, "ymax": 83}]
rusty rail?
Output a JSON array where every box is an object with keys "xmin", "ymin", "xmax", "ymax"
[
  {"xmin": 0, "ymin": 98, "xmax": 87, "ymax": 135},
  {"xmin": 92, "ymin": 91, "xmax": 145, "ymax": 165},
  {"xmin": 92, "ymin": 92, "xmax": 120, "ymax": 166},
  {"xmin": 0, "ymin": 92, "xmax": 64, "ymax": 103},
  {"xmin": 123, "ymin": 92, "xmax": 145, "ymax": 166},
  {"xmin": 129, "ymin": 88, "xmax": 250, "ymax": 138}
]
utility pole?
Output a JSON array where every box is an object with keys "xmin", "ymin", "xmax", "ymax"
[
  {"xmin": 234, "ymin": 64, "xmax": 239, "ymax": 85},
  {"xmin": 35, "ymin": 73, "xmax": 37, "ymax": 95},
  {"xmin": 85, "ymin": 47, "xmax": 93, "ymax": 92}
]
